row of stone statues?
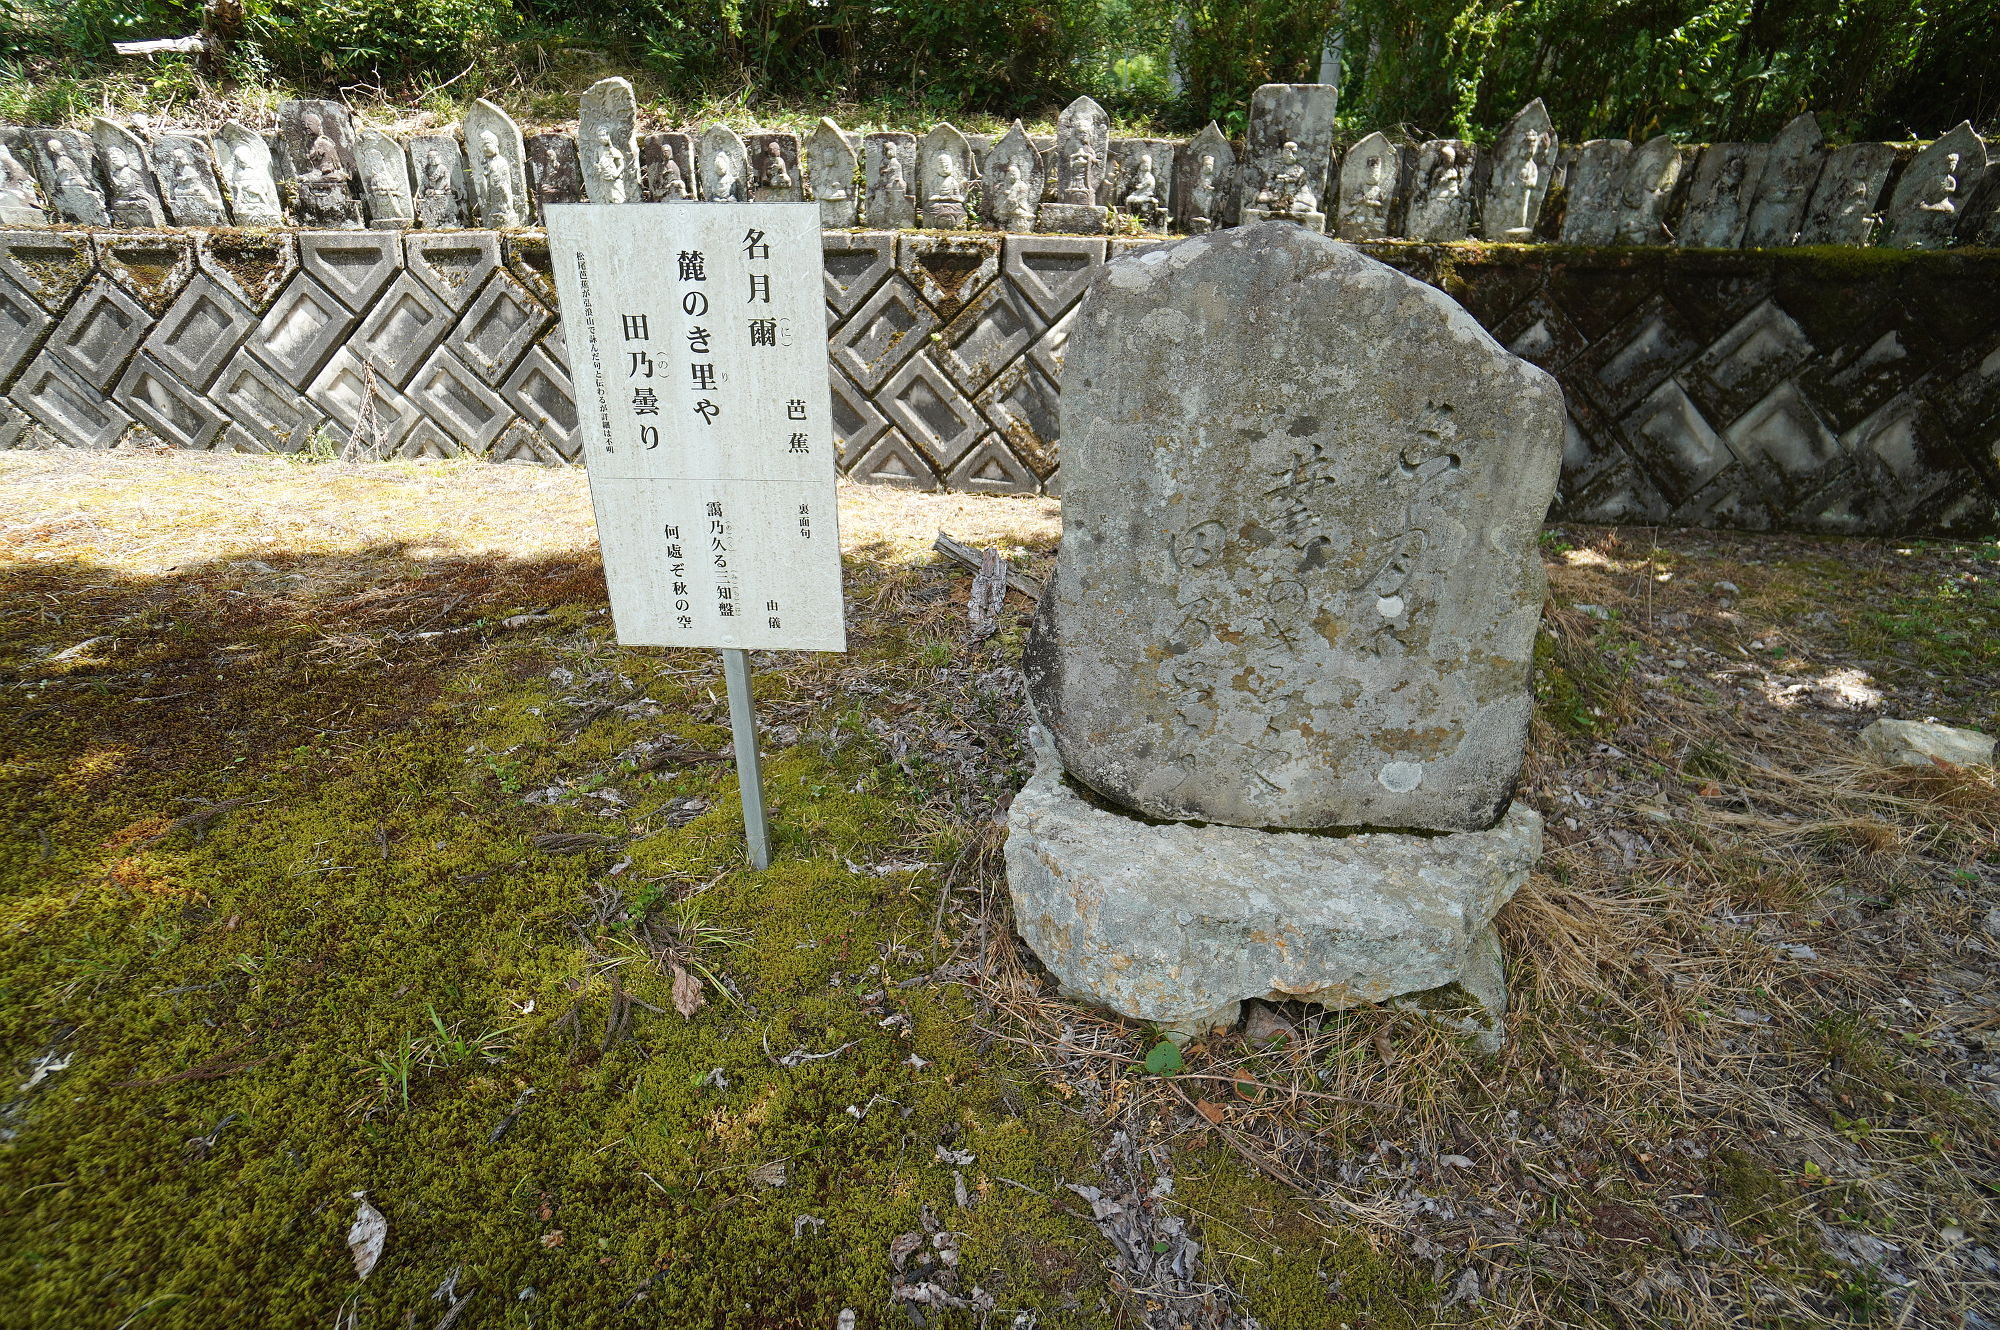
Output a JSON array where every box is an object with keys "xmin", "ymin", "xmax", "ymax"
[{"xmin": 0, "ymin": 82, "xmax": 1992, "ymax": 249}]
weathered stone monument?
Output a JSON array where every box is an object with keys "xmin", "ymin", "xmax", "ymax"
[
  {"xmin": 149, "ymin": 133, "xmax": 228, "ymax": 227},
  {"xmin": 919, "ymin": 124, "xmax": 974, "ymax": 229},
  {"xmin": 1334, "ymin": 131, "xmax": 1400, "ymax": 241},
  {"xmin": 355, "ymin": 128, "xmax": 415, "ymax": 228},
  {"xmin": 94, "ymin": 118, "xmax": 166, "ymax": 228},
  {"xmin": 213, "ymin": 122, "xmax": 283, "ymax": 227},
  {"xmin": 1238, "ymin": 84, "xmax": 1336, "ymax": 231},
  {"xmin": 863, "ymin": 132, "xmax": 916, "ymax": 229},
  {"xmin": 700, "ymin": 124, "xmax": 751, "ymax": 204},
  {"xmin": 278, "ymin": 99, "xmax": 364, "ymax": 228},
  {"xmin": 1481, "ymin": 99, "xmax": 1557, "ymax": 240},
  {"xmin": 1884, "ymin": 120, "xmax": 1986, "ymax": 249},
  {"xmin": 639, "ymin": 132, "xmax": 694, "ymax": 203},
  {"xmin": 985, "ymin": 123, "xmax": 1041, "ymax": 234},
  {"xmin": 1173, "ymin": 123, "xmax": 1234, "ymax": 234},
  {"xmin": 1559, "ymin": 139, "xmax": 1630, "ymax": 245},
  {"xmin": 464, "ymin": 99, "xmax": 530, "ymax": 228},
  {"xmin": 1677, "ymin": 141, "xmax": 1766, "ymax": 248},
  {"xmin": 1007, "ymin": 222, "xmax": 1561, "ymax": 1035},
  {"xmin": 748, "ymin": 131, "xmax": 802, "ymax": 203},
  {"xmin": 1404, "ymin": 139, "xmax": 1473, "ymax": 242},
  {"xmin": 1741, "ymin": 114, "xmax": 1824, "ymax": 247},
  {"xmin": 578, "ymin": 77, "xmax": 641, "ymax": 205},
  {"xmin": 31, "ymin": 129, "xmax": 108, "ymax": 226},
  {"xmin": 1800, "ymin": 141, "xmax": 1895, "ymax": 246},
  {"xmin": 1612, "ymin": 135, "xmax": 1682, "ymax": 245},
  {"xmin": 806, "ymin": 119, "xmax": 858, "ymax": 227},
  {"xmin": 1036, "ymin": 96, "xmax": 1109, "ymax": 234},
  {"xmin": 407, "ymin": 134, "xmax": 470, "ymax": 228},
  {"xmin": 1106, "ymin": 138, "xmax": 1173, "ymax": 231},
  {"xmin": 526, "ymin": 132, "xmax": 584, "ymax": 209},
  {"xmin": 0, "ymin": 134, "xmax": 45, "ymax": 226}
]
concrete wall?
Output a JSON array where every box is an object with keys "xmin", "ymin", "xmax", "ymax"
[{"xmin": 3, "ymin": 227, "xmax": 1996, "ymax": 536}]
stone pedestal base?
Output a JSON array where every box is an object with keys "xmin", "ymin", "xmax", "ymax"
[
  {"xmin": 1036, "ymin": 202, "xmax": 1108, "ymax": 234},
  {"xmin": 1004, "ymin": 730, "xmax": 1540, "ymax": 1040},
  {"xmin": 922, "ymin": 201, "xmax": 968, "ymax": 229},
  {"xmin": 1241, "ymin": 205, "xmax": 1326, "ymax": 233}
]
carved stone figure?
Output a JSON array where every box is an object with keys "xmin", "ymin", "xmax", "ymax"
[
  {"xmin": 480, "ymin": 130, "xmax": 522, "ymax": 227},
  {"xmin": 35, "ymin": 131, "xmax": 109, "ymax": 226},
  {"xmin": 1482, "ymin": 100, "xmax": 1557, "ymax": 241},
  {"xmin": 639, "ymin": 133, "xmax": 694, "ymax": 204},
  {"xmin": 806, "ymin": 119, "xmax": 857, "ymax": 227},
  {"xmin": 1405, "ymin": 139, "xmax": 1473, "ymax": 241},
  {"xmin": 1335, "ymin": 131, "xmax": 1399, "ymax": 241},
  {"xmin": 919, "ymin": 124, "xmax": 973, "ymax": 228},
  {"xmin": 1558, "ymin": 139, "xmax": 1630, "ymax": 245},
  {"xmin": 1235, "ymin": 83, "xmax": 1337, "ymax": 234},
  {"xmin": 526, "ymin": 132, "xmax": 583, "ymax": 209},
  {"xmin": 155, "ymin": 139, "xmax": 227, "ymax": 227},
  {"xmin": 1741, "ymin": 114, "xmax": 1825, "ymax": 247},
  {"xmin": 1800, "ymin": 141, "xmax": 1896, "ymax": 246},
  {"xmin": 699, "ymin": 124, "xmax": 750, "ymax": 204},
  {"xmin": 748, "ymin": 132, "xmax": 800, "ymax": 202},
  {"xmin": 407, "ymin": 134, "xmax": 469, "ymax": 228},
  {"xmin": 863, "ymin": 133, "xmax": 916, "ymax": 229},
  {"xmin": 280, "ymin": 101, "xmax": 366, "ymax": 228},
  {"xmin": 1174, "ymin": 123, "xmax": 1234, "ymax": 234},
  {"xmin": 97, "ymin": 123, "xmax": 166, "ymax": 229},
  {"xmin": 355, "ymin": 128, "xmax": 415, "ymax": 229},
  {"xmin": 1612, "ymin": 135, "xmax": 1681, "ymax": 245},
  {"xmin": 1037, "ymin": 96, "xmax": 1110, "ymax": 234},
  {"xmin": 215, "ymin": 121, "xmax": 284, "ymax": 227},
  {"xmin": 1884, "ymin": 122, "xmax": 1987, "ymax": 249},
  {"xmin": 464, "ymin": 98, "xmax": 530, "ymax": 228},
  {"xmin": 577, "ymin": 76, "xmax": 641, "ymax": 205},
  {"xmin": 1676, "ymin": 142, "xmax": 1767, "ymax": 248},
  {"xmin": 0, "ymin": 138, "xmax": 45, "ymax": 226},
  {"xmin": 590, "ymin": 128, "xmax": 629, "ymax": 204}
]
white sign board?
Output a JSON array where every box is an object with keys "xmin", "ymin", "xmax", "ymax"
[{"xmin": 544, "ymin": 203, "xmax": 846, "ymax": 653}]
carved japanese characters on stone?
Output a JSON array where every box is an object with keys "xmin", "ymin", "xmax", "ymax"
[
  {"xmin": 464, "ymin": 99, "xmax": 529, "ymax": 228},
  {"xmin": 355, "ymin": 128, "xmax": 415, "ymax": 229},
  {"xmin": 1743, "ymin": 113, "xmax": 1824, "ymax": 247},
  {"xmin": 1173, "ymin": 123, "xmax": 1234, "ymax": 234},
  {"xmin": 1404, "ymin": 140, "xmax": 1472, "ymax": 242},
  {"xmin": 577, "ymin": 76, "xmax": 641, "ymax": 205},
  {"xmin": 863, "ymin": 133, "xmax": 915, "ymax": 229},
  {"xmin": 1027, "ymin": 223, "xmax": 1565, "ymax": 832},
  {"xmin": 407, "ymin": 134, "xmax": 469, "ymax": 228},
  {"xmin": 34, "ymin": 131, "xmax": 108, "ymax": 226},
  {"xmin": 806, "ymin": 119, "xmax": 858, "ymax": 227},
  {"xmin": 151, "ymin": 135, "xmax": 227, "ymax": 227},
  {"xmin": 215, "ymin": 121, "xmax": 284, "ymax": 227},
  {"xmin": 1482, "ymin": 99, "xmax": 1557, "ymax": 241}
]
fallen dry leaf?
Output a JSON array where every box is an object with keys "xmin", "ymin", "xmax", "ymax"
[
  {"xmin": 540, "ymin": 1230, "xmax": 565, "ymax": 1249},
  {"xmin": 669, "ymin": 962, "xmax": 705, "ymax": 1018},
  {"xmin": 347, "ymin": 1192, "xmax": 387, "ymax": 1280},
  {"xmin": 1193, "ymin": 1099, "xmax": 1228, "ymax": 1125}
]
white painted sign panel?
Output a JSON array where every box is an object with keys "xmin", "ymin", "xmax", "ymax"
[{"xmin": 545, "ymin": 202, "xmax": 846, "ymax": 652}]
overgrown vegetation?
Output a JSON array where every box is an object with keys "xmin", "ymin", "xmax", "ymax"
[
  {"xmin": 0, "ymin": 452, "xmax": 1996, "ymax": 1328},
  {"xmin": 1, "ymin": 0, "xmax": 1992, "ymax": 139}
]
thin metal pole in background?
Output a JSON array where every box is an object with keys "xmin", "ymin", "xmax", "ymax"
[{"xmin": 720, "ymin": 648, "xmax": 771, "ymax": 870}]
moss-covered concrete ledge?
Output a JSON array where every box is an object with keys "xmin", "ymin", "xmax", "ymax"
[{"xmin": 2, "ymin": 227, "xmax": 1995, "ymax": 534}]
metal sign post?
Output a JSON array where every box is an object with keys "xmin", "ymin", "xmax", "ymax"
[
  {"xmin": 546, "ymin": 201, "xmax": 846, "ymax": 871},
  {"xmin": 720, "ymin": 647, "xmax": 770, "ymax": 870}
]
